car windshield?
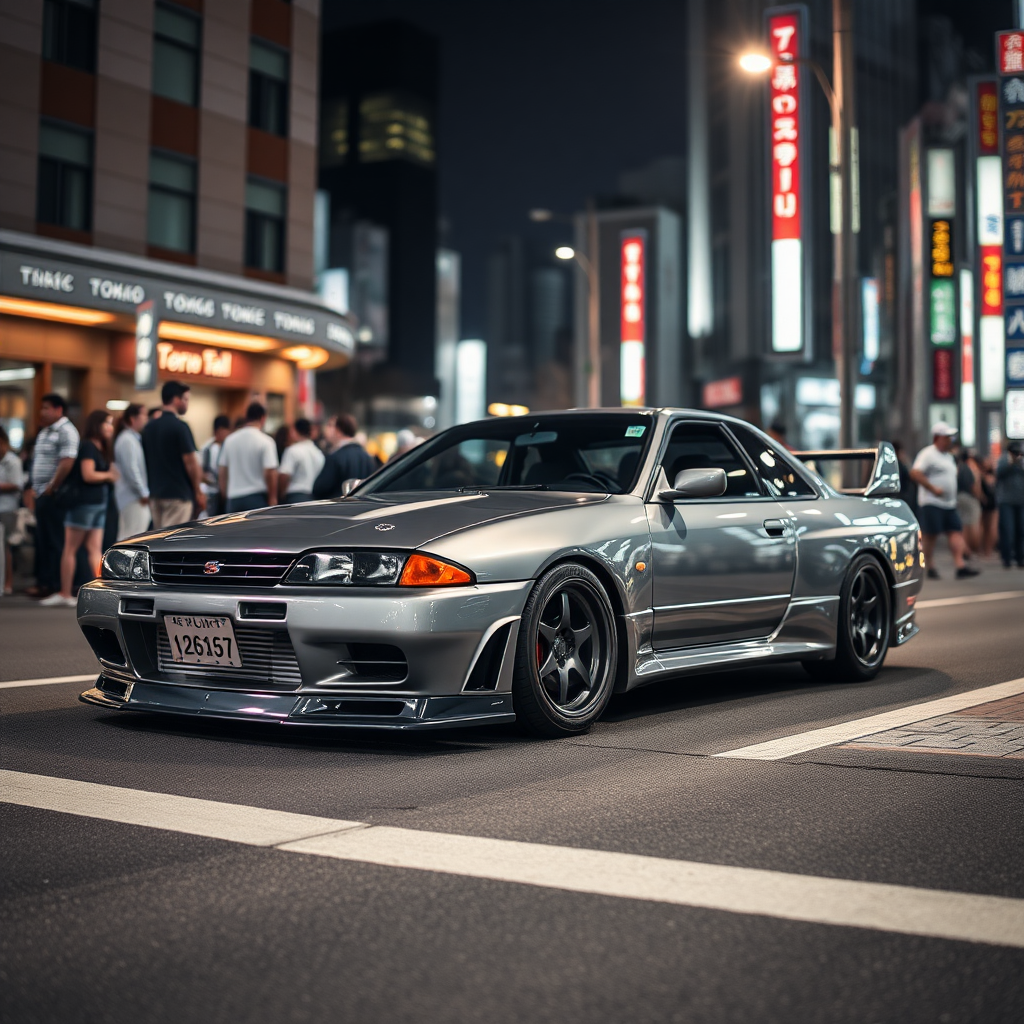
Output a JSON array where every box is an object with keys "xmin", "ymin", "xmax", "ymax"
[{"xmin": 358, "ymin": 414, "xmax": 656, "ymax": 495}]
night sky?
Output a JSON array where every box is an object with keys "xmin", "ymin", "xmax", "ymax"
[
  {"xmin": 321, "ymin": 0, "xmax": 691, "ymax": 339},
  {"xmin": 322, "ymin": 1, "xmax": 1017, "ymax": 341}
]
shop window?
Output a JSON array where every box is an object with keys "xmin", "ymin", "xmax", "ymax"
[
  {"xmin": 245, "ymin": 178, "xmax": 286, "ymax": 273},
  {"xmin": 266, "ymin": 394, "xmax": 285, "ymax": 436},
  {"xmin": 37, "ymin": 120, "xmax": 93, "ymax": 232},
  {"xmin": 42, "ymin": 0, "xmax": 97, "ymax": 74},
  {"xmin": 148, "ymin": 151, "xmax": 197, "ymax": 253},
  {"xmin": 249, "ymin": 39, "xmax": 289, "ymax": 137},
  {"xmin": 153, "ymin": 2, "xmax": 201, "ymax": 107}
]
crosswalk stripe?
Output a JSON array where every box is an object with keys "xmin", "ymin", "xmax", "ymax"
[
  {"xmin": 0, "ymin": 674, "xmax": 97, "ymax": 689},
  {"xmin": 2, "ymin": 769, "xmax": 1023, "ymax": 949}
]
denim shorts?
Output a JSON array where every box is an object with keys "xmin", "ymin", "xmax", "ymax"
[
  {"xmin": 65, "ymin": 502, "xmax": 107, "ymax": 531},
  {"xmin": 918, "ymin": 503, "xmax": 962, "ymax": 536}
]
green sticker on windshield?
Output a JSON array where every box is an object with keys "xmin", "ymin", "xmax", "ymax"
[{"xmin": 625, "ymin": 425, "xmax": 646, "ymax": 437}]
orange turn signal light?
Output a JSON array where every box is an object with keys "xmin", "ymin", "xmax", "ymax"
[{"xmin": 399, "ymin": 553, "xmax": 473, "ymax": 587}]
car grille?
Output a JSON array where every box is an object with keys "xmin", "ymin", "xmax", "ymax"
[
  {"xmin": 156, "ymin": 624, "xmax": 303, "ymax": 690},
  {"xmin": 150, "ymin": 552, "xmax": 295, "ymax": 587}
]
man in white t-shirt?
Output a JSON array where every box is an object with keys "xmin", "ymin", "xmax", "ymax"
[
  {"xmin": 278, "ymin": 418, "xmax": 325, "ymax": 504},
  {"xmin": 198, "ymin": 415, "xmax": 231, "ymax": 517},
  {"xmin": 217, "ymin": 402, "xmax": 278, "ymax": 513},
  {"xmin": 910, "ymin": 422, "xmax": 978, "ymax": 580}
]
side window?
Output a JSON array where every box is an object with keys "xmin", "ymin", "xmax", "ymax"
[
  {"xmin": 660, "ymin": 423, "xmax": 762, "ymax": 498},
  {"xmin": 729, "ymin": 423, "xmax": 817, "ymax": 497}
]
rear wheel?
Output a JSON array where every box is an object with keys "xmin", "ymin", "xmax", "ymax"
[
  {"xmin": 512, "ymin": 563, "xmax": 618, "ymax": 737},
  {"xmin": 804, "ymin": 555, "xmax": 891, "ymax": 683}
]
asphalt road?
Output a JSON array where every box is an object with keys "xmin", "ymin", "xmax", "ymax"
[{"xmin": 2, "ymin": 551, "xmax": 1023, "ymax": 1024}]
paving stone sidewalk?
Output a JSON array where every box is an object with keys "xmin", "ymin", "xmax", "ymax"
[{"xmin": 843, "ymin": 693, "xmax": 1024, "ymax": 759}]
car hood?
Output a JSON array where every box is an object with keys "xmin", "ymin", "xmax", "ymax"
[{"xmin": 132, "ymin": 491, "xmax": 610, "ymax": 554}]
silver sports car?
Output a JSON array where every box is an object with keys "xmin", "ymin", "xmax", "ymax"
[{"xmin": 78, "ymin": 409, "xmax": 923, "ymax": 737}]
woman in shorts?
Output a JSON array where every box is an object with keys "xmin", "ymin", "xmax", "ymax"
[
  {"xmin": 41, "ymin": 411, "xmax": 120, "ymax": 607},
  {"xmin": 956, "ymin": 449, "xmax": 983, "ymax": 555}
]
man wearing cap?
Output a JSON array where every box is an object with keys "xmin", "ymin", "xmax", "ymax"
[{"xmin": 910, "ymin": 423, "xmax": 979, "ymax": 580}]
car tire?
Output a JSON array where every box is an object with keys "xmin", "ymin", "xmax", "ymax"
[
  {"xmin": 803, "ymin": 554, "xmax": 892, "ymax": 683},
  {"xmin": 512, "ymin": 562, "xmax": 618, "ymax": 737}
]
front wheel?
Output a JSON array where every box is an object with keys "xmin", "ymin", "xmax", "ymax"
[
  {"xmin": 512, "ymin": 563, "xmax": 618, "ymax": 737},
  {"xmin": 804, "ymin": 554, "xmax": 891, "ymax": 683}
]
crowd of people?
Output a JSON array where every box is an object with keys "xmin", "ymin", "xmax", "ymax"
[
  {"xmin": 3, "ymin": 394, "xmax": 1022, "ymax": 600},
  {"xmin": 0, "ymin": 379, "xmax": 409, "ymax": 603},
  {"xmin": 898, "ymin": 422, "xmax": 1024, "ymax": 579}
]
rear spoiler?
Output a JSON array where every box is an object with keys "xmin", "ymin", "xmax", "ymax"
[{"xmin": 791, "ymin": 442, "xmax": 901, "ymax": 497}]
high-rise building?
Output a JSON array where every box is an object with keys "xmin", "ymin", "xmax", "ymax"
[
  {"xmin": 317, "ymin": 20, "xmax": 439, "ymax": 423},
  {"xmin": 0, "ymin": 0, "xmax": 354, "ymax": 446}
]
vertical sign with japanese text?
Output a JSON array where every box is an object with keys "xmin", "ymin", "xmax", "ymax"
[
  {"xmin": 997, "ymin": 31, "xmax": 1024, "ymax": 403},
  {"xmin": 134, "ymin": 300, "xmax": 157, "ymax": 391},
  {"xmin": 766, "ymin": 7, "xmax": 807, "ymax": 355},
  {"xmin": 620, "ymin": 232, "xmax": 646, "ymax": 407}
]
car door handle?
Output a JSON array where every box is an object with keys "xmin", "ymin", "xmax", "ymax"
[{"xmin": 763, "ymin": 519, "xmax": 788, "ymax": 537}]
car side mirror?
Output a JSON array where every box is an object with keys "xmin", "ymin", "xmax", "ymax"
[
  {"xmin": 341, "ymin": 478, "xmax": 362, "ymax": 496},
  {"xmin": 659, "ymin": 467, "xmax": 728, "ymax": 501}
]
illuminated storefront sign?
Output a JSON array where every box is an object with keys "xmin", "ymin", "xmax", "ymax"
[
  {"xmin": 978, "ymin": 81, "xmax": 998, "ymax": 156},
  {"xmin": 981, "ymin": 246, "xmax": 1004, "ymax": 315},
  {"xmin": 155, "ymin": 342, "xmax": 232, "ymax": 378},
  {"xmin": 1007, "ymin": 389, "xmax": 1024, "ymax": 439},
  {"xmin": 620, "ymin": 233, "xmax": 646, "ymax": 406},
  {"xmin": 933, "ymin": 348, "xmax": 954, "ymax": 401},
  {"xmin": 861, "ymin": 277, "xmax": 879, "ymax": 368},
  {"xmin": 961, "ymin": 269, "xmax": 976, "ymax": 446},
  {"xmin": 134, "ymin": 301, "xmax": 157, "ymax": 391},
  {"xmin": 930, "ymin": 219, "xmax": 954, "ymax": 277},
  {"xmin": 999, "ymin": 32, "xmax": 1024, "ymax": 411},
  {"xmin": 767, "ymin": 7, "xmax": 805, "ymax": 354},
  {"xmin": 702, "ymin": 376, "xmax": 743, "ymax": 409},
  {"xmin": 929, "ymin": 280, "xmax": 955, "ymax": 345}
]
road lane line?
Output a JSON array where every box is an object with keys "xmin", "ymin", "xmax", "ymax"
[
  {"xmin": 2, "ymin": 769, "xmax": 1023, "ymax": 949},
  {"xmin": 0, "ymin": 770, "xmax": 363, "ymax": 846},
  {"xmin": 0, "ymin": 674, "xmax": 97, "ymax": 689},
  {"xmin": 713, "ymin": 678, "xmax": 1024, "ymax": 761},
  {"xmin": 915, "ymin": 591, "xmax": 1024, "ymax": 610}
]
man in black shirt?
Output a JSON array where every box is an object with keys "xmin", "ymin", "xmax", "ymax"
[
  {"xmin": 141, "ymin": 381, "xmax": 205, "ymax": 528},
  {"xmin": 312, "ymin": 414, "xmax": 376, "ymax": 498}
]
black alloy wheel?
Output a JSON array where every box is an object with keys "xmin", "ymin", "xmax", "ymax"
[
  {"xmin": 804, "ymin": 554, "xmax": 892, "ymax": 683},
  {"xmin": 512, "ymin": 562, "xmax": 618, "ymax": 737}
]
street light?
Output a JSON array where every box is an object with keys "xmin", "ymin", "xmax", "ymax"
[
  {"xmin": 739, "ymin": 0, "xmax": 858, "ymax": 451},
  {"xmin": 529, "ymin": 208, "xmax": 602, "ymax": 408}
]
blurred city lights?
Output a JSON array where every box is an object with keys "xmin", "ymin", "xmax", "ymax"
[
  {"xmin": 555, "ymin": 246, "xmax": 575, "ymax": 260},
  {"xmin": 739, "ymin": 52, "xmax": 773, "ymax": 74}
]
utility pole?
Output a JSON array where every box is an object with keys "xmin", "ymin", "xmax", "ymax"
[{"xmin": 833, "ymin": 0, "xmax": 858, "ymax": 450}]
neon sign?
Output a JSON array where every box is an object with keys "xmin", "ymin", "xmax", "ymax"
[{"xmin": 620, "ymin": 234, "xmax": 646, "ymax": 406}]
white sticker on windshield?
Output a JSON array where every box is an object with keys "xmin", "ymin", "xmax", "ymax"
[{"xmin": 625, "ymin": 426, "xmax": 646, "ymax": 437}]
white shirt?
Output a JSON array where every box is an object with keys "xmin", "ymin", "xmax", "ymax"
[
  {"xmin": 113, "ymin": 428, "xmax": 149, "ymax": 510},
  {"xmin": 912, "ymin": 444, "xmax": 957, "ymax": 509},
  {"xmin": 0, "ymin": 450, "xmax": 24, "ymax": 513},
  {"xmin": 218, "ymin": 426, "xmax": 278, "ymax": 499},
  {"xmin": 279, "ymin": 438, "xmax": 325, "ymax": 496}
]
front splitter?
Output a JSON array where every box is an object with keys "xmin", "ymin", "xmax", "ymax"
[{"xmin": 80, "ymin": 680, "xmax": 516, "ymax": 730}]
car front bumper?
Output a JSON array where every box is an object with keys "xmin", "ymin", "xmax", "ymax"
[{"xmin": 76, "ymin": 578, "xmax": 532, "ymax": 729}]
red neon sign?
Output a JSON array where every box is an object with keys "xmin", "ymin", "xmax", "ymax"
[
  {"xmin": 933, "ymin": 348, "xmax": 954, "ymax": 401},
  {"xmin": 998, "ymin": 31, "xmax": 1024, "ymax": 76},
  {"xmin": 769, "ymin": 12, "xmax": 801, "ymax": 242},
  {"xmin": 620, "ymin": 236, "xmax": 645, "ymax": 343},
  {"xmin": 981, "ymin": 245, "xmax": 1004, "ymax": 316}
]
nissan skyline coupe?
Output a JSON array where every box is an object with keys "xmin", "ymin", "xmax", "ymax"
[{"xmin": 78, "ymin": 409, "xmax": 923, "ymax": 737}]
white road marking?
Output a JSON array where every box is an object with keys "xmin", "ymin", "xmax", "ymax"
[
  {"xmin": 0, "ymin": 674, "xmax": 97, "ymax": 690},
  {"xmin": 915, "ymin": 591, "xmax": 1024, "ymax": 610},
  {"xmin": 714, "ymin": 678, "xmax": 1024, "ymax": 761},
  {"xmin": 0, "ymin": 770, "xmax": 361, "ymax": 846},
  {"xmin": 2, "ymin": 769, "xmax": 1023, "ymax": 949}
]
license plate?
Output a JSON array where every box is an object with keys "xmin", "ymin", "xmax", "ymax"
[{"xmin": 164, "ymin": 614, "xmax": 242, "ymax": 667}]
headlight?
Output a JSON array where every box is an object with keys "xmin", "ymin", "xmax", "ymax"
[
  {"xmin": 286, "ymin": 551, "xmax": 406, "ymax": 585},
  {"xmin": 102, "ymin": 548, "xmax": 151, "ymax": 581}
]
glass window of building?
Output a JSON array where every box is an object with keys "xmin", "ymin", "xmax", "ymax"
[
  {"xmin": 249, "ymin": 40, "xmax": 289, "ymax": 137},
  {"xmin": 358, "ymin": 93, "xmax": 435, "ymax": 166},
  {"xmin": 36, "ymin": 121, "xmax": 93, "ymax": 232},
  {"xmin": 42, "ymin": 0, "xmax": 98, "ymax": 73},
  {"xmin": 148, "ymin": 152, "xmax": 197, "ymax": 253},
  {"xmin": 152, "ymin": 3, "xmax": 202, "ymax": 107},
  {"xmin": 245, "ymin": 179, "xmax": 286, "ymax": 273}
]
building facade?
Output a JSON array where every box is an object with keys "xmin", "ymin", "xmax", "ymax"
[{"xmin": 0, "ymin": 0, "xmax": 352, "ymax": 449}]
